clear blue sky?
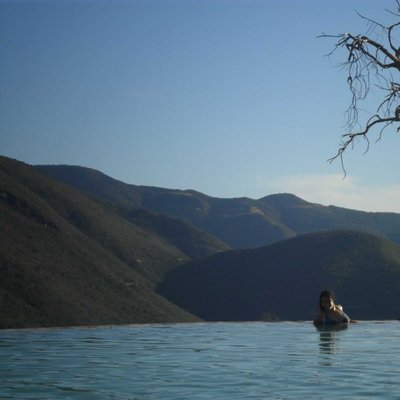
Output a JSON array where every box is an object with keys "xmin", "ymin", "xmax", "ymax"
[{"xmin": 2, "ymin": 0, "xmax": 400, "ymax": 212}]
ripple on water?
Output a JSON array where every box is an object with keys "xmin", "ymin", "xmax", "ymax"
[{"xmin": 1, "ymin": 321, "xmax": 400, "ymax": 399}]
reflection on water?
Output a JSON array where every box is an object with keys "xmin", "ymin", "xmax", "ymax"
[
  {"xmin": 315, "ymin": 323, "xmax": 349, "ymax": 368},
  {"xmin": 1, "ymin": 321, "xmax": 400, "ymax": 399},
  {"xmin": 316, "ymin": 323, "xmax": 348, "ymax": 355}
]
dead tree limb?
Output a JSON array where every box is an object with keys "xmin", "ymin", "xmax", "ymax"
[{"xmin": 320, "ymin": 2, "xmax": 400, "ymax": 170}]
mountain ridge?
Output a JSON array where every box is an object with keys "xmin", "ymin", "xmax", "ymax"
[
  {"xmin": 37, "ymin": 164, "xmax": 400, "ymax": 248},
  {"xmin": 3, "ymin": 156, "xmax": 400, "ymax": 327},
  {"xmin": 0, "ymin": 156, "xmax": 200, "ymax": 328}
]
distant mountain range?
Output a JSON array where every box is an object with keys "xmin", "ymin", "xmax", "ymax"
[
  {"xmin": 38, "ymin": 164, "xmax": 400, "ymax": 248},
  {"xmin": 2, "ymin": 156, "xmax": 400, "ymax": 328}
]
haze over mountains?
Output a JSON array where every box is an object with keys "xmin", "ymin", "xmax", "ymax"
[{"xmin": 2, "ymin": 156, "xmax": 400, "ymax": 328}]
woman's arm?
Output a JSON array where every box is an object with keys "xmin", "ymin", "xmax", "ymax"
[{"xmin": 334, "ymin": 306, "xmax": 350, "ymax": 323}]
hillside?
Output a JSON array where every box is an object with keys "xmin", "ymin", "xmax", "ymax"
[
  {"xmin": 37, "ymin": 164, "xmax": 294, "ymax": 248},
  {"xmin": 0, "ymin": 156, "xmax": 200, "ymax": 328},
  {"xmin": 157, "ymin": 230, "xmax": 400, "ymax": 321},
  {"xmin": 37, "ymin": 165, "xmax": 400, "ymax": 248},
  {"xmin": 112, "ymin": 206, "xmax": 230, "ymax": 259},
  {"xmin": 260, "ymin": 194, "xmax": 400, "ymax": 243}
]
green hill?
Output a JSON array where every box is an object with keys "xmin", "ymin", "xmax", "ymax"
[
  {"xmin": 157, "ymin": 230, "xmax": 400, "ymax": 321},
  {"xmin": 0, "ymin": 156, "xmax": 200, "ymax": 328},
  {"xmin": 37, "ymin": 165, "xmax": 400, "ymax": 248}
]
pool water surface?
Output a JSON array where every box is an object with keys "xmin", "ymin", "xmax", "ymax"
[{"xmin": 1, "ymin": 321, "xmax": 399, "ymax": 399}]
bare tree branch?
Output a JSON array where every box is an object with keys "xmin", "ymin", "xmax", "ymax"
[
  {"xmin": 328, "ymin": 116, "xmax": 396, "ymax": 165},
  {"xmin": 320, "ymin": 4, "xmax": 400, "ymax": 172}
]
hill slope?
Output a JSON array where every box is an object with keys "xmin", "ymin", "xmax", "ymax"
[
  {"xmin": 0, "ymin": 156, "xmax": 199, "ymax": 328},
  {"xmin": 157, "ymin": 230, "xmax": 400, "ymax": 321},
  {"xmin": 37, "ymin": 164, "xmax": 294, "ymax": 248},
  {"xmin": 37, "ymin": 165, "xmax": 400, "ymax": 248},
  {"xmin": 112, "ymin": 206, "xmax": 230, "ymax": 259}
]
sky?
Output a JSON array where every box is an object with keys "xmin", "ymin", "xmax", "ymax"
[{"xmin": 1, "ymin": 0, "xmax": 400, "ymax": 212}]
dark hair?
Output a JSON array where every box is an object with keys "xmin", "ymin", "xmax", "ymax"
[{"xmin": 319, "ymin": 289, "xmax": 336, "ymax": 311}]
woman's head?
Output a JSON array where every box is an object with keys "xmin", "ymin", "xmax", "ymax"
[{"xmin": 319, "ymin": 289, "xmax": 336, "ymax": 311}]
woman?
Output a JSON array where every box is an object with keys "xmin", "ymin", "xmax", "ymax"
[{"xmin": 314, "ymin": 290, "xmax": 350, "ymax": 325}]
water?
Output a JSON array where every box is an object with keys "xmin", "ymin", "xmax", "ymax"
[{"xmin": 1, "ymin": 321, "xmax": 400, "ymax": 399}]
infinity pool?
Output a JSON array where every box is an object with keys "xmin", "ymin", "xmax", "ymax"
[{"xmin": 1, "ymin": 321, "xmax": 399, "ymax": 399}]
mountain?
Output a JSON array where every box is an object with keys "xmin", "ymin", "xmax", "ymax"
[
  {"xmin": 37, "ymin": 164, "xmax": 296, "ymax": 248},
  {"xmin": 259, "ymin": 194, "xmax": 400, "ymax": 243},
  {"xmin": 37, "ymin": 165, "xmax": 400, "ymax": 248},
  {"xmin": 5, "ymin": 158, "xmax": 400, "ymax": 325},
  {"xmin": 0, "ymin": 156, "xmax": 200, "ymax": 328},
  {"xmin": 111, "ymin": 206, "xmax": 230, "ymax": 260},
  {"xmin": 157, "ymin": 230, "xmax": 400, "ymax": 321}
]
